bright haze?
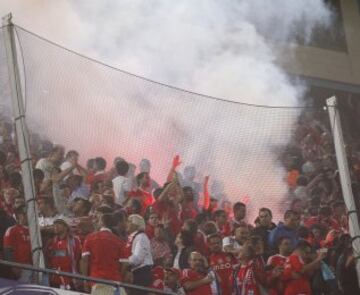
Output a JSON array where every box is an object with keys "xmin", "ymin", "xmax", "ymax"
[{"xmin": 0, "ymin": 0, "xmax": 332, "ymax": 221}]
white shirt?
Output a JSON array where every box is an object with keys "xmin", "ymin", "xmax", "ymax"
[
  {"xmin": 38, "ymin": 213, "xmax": 63, "ymax": 227},
  {"xmin": 121, "ymin": 231, "xmax": 153, "ymax": 270},
  {"xmin": 60, "ymin": 161, "xmax": 80, "ymax": 179},
  {"xmin": 112, "ymin": 175, "xmax": 131, "ymax": 205},
  {"xmin": 35, "ymin": 158, "xmax": 54, "ymax": 180}
]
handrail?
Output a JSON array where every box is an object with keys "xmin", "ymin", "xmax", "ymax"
[{"xmin": 0, "ymin": 259, "xmax": 175, "ymax": 294}]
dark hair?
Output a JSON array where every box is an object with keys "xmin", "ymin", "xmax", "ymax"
[
  {"xmin": 95, "ymin": 157, "xmax": 107, "ymax": 170},
  {"xmin": 233, "ymin": 202, "xmax": 246, "ymax": 210},
  {"xmin": 183, "ymin": 219, "xmax": 198, "ymax": 234},
  {"xmin": 195, "ymin": 212, "xmax": 210, "ymax": 225},
  {"xmin": 33, "ymin": 168, "xmax": 45, "ymax": 181},
  {"xmin": 179, "ymin": 230, "xmax": 194, "ymax": 248},
  {"xmin": 115, "ymin": 160, "xmax": 130, "ymax": 176},
  {"xmin": 38, "ymin": 196, "xmax": 55, "ymax": 208},
  {"xmin": 213, "ymin": 209, "xmax": 226, "ymax": 220},
  {"xmin": 113, "ymin": 211, "xmax": 127, "ymax": 224},
  {"xmin": 207, "ymin": 233, "xmax": 222, "ymax": 243},
  {"xmin": 65, "ymin": 150, "xmax": 79, "ymax": 159},
  {"xmin": 284, "ymin": 209, "xmax": 299, "ymax": 220},
  {"xmin": 295, "ymin": 240, "xmax": 312, "ymax": 251},
  {"xmin": 276, "ymin": 236, "xmax": 291, "ymax": 249},
  {"xmin": 101, "ymin": 213, "xmax": 115, "ymax": 228},
  {"xmin": 77, "ymin": 199, "xmax": 92, "ymax": 215},
  {"xmin": 136, "ymin": 172, "xmax": 148, "ymax": 186},
  {"xmin": 9, "ymin": 172, "xmax": 22, "ymax": 188},
  {"xmin": 319, "ymin": 206, "xmax": 332, "ymax": 217},
  {"xmin": 14, "ymin": 205, "xmax": 26, "ymax": 217},
  {"xmin": 87, "ymin": 158, "xmax": 95, "ymax": 170},
  {"xmin": 259, "ymin": 207, "xmax": 272, "ymax": 218},
  {"xmin": 203, "ymin": 221, "xmax": 218, "ymax": 236}
]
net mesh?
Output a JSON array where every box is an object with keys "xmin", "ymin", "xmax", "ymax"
[{"xmin": 3, "ymin": 25, "xmax": 322, "ymax": 221}]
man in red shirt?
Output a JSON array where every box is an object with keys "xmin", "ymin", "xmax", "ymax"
[
  {"xmin": 266, "ymin": 237, "xmax": 292, "ymax": 295},
  {"xmin": 232, "ymin": 202, "xmax": 249, "ymax": 230},
  {"xmin": 213, "ymin": 210, "xmax": 231, "ymax": 238},
  {"xmin": 181, "ymin": 251, "xmax": 218, "ymax": 294},
  {"xmin": 45, "ymin": 218, "xmax": 82, "ymax": 289},
  {"xmin": 3, "ymin": 206, "xmax": 32, "ymax": 282},
  {"xmin": 128, "ymin": 172, "xmax": 153, "ymax": 215},
  {"xmin": 207, "ymin": 233, "xmax": 237, "ymax": 295},
  {"xmin": 304, "ymin": 206, "xmax": 340, "ymax": 231},
  {"xmin": 180, "ymin": 187, "xmax": 198, "ymax": 222},
  {"xmin": 283, "ymin": 240, "xmax": 326, "ymax": 295},
  {"xmin": 80, "ymin": 213, "xmax": 126, "ymax": 293}
]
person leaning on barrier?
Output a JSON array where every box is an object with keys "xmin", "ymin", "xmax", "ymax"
[
  {"xmin": 120, "ymin": 214, "xmax": 153, "ymax": 295},
  {"xmin": 80, "ymin": 213, "xmax": 126, "ymax": 294},
  {"xmin": 3, "ymin": 205, "xmax": 33, "ymax": 283}
]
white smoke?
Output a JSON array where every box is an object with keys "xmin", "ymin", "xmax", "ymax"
[{"xmin": 0, "ymin": 0, "xmax": 332, "ymax": 221}]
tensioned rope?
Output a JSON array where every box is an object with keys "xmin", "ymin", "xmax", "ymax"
[{"xmin": 11, "ymin": 23, "xmax": 322, "ymax": 110}]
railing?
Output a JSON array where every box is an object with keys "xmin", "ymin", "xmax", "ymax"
[{"xmin": 0, "ymin": 259, "xmax": 175, "ymax": 294}]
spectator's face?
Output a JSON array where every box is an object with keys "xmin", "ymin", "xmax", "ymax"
[
  {"xmin": 37, "ymin": 199, "xmax": 48, "ymax": 214},
  {"xmin": 4, "ymin": 188, "xmax": 18, "ymax": 205},
  {"xmin": 164, "ymin": 271, "xmax": 179, "ymax": 287},
  {"xmin": 148, "ymin": 214, "xmax": 159, "ymax": 227},
  {"xmin": 216, "ymin": 212, "xmax": 227, "ymax": 226},
  {"xmin": 184, "ymin": 188, "xmax": 194, "ymax": 201},
  {"xmin": 279, "ymin": 238, "xmax": 292, "ymax": 256},
  {"xmin": 299, "ymin": 247, "xmax": 313, "ymax": 263},
  {"xmin": 208, "ymin": 236, "xmax": 222, "ymax": 253},
  {"xmin": 284, "ymin": 214, "xmax": 300, "ymax": 229},
  {"xmin": 54, "ymin": 222, "xmax": 67, "ymax": 236},
  {"xmin": 175, "ymin": 233, "xmax": 183, "ymax": 248},
  {"xmin": 51, "ymin": 149, "xmax": 64, "ymax": 164},
  {"xmin": 235, "ymin": 226, "xmax": 249, "ymax": 244},
  {"xmin": 234, "ymin": 206, "xmax": 246, "ymax": 220},
  {"xmin": 259, "ymin": 210, "xmax": 272, "ymax": 227},
  {"xmin": 189, "ymin": 252, "xmax": 205, "ymax": 272},
  {"xmin": 140, "ymin": 173, "xmax": 151, "ymax": 188},
  {"xmin": 14, "ymin": 197, "xmax": 25, "ymax": 209},
  {"xmin": 73, "ymin": 199, "xmax": 85, "ymax": 214},
  {"xmin": 17, "ymin": 213, "xmax": 28, "ymax": 226}
]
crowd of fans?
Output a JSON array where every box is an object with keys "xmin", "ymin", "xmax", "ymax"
[{"xmin": 0, "ymin": 97, "xmax": 359, "ymax": 295}]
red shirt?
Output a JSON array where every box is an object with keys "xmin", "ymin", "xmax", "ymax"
[
  {"xmin": 46, "ymin": 235, "xmax": 82, "ymax": 286},
  {"xmin": 180, "ymin": 202, "xmax": 198, "ymax": 222},
  {"xmin": 3, "ymin": 225, "xmax": 32, "ymax": 264},
  {"xmin": 304, "ymin": 216, "xmax": 340, "ymax": 231},
  {"xmin": 82, "ymin": 228, "xmax": 126, "ymax": 281},
  {"xmin": 151, "ymin": 266, "xmax": 165, "ymax": 290},
  {"xmin": 152, "ymin": 200, "xmax": 181, "ymax": 234},
  {"xmin": 208, "ymin": 251, "xmax": 236, "ymax": 295},
  {"xmin": 283, "ymin": 254, "xmax": 311, "ymax": 295},
  {"xmin": 129, "ymin": 189, "xmax": 154, "ymax": 215},
  {"xmin": 181, "ymin": 269, "xmax": 212, "ymax": 295},
  {"xmin": 232, "ymin": 261, "xmax": 260, "ymax": 295},
  {"xmin": 267, "ymin": 254, "xmax": 287, "ymax": 295}
]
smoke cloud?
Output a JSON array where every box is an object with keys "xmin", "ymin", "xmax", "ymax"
[{"xmin": 0, "ymin": 1, "xmax": 332, "ymax": 221}]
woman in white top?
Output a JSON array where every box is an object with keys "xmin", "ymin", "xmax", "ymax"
[{"xmin": 120, "ymin": 214, "xmax": 153, "ymax": 295}]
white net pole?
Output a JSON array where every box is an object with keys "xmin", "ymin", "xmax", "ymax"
[
  {"xmin": 2, "ymin": 14, "xmax": 45, "ymax": 280},
  {"xmin": 326, "ymin": 96, "xmax": 360, "ymax": 287}
]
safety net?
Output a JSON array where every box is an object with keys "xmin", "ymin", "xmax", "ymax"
[{"xmin": 2, "ymin": 24, "xmax": 328, "ymax": 222}]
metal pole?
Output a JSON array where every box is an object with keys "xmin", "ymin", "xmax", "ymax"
[
  {"xmin": 0, "ymin": 259, "xmax": 176, "ymax": 295},
  {"xmin": 326, "ymin": 96, "xmax": 360, "ymax": 287},
  {"xmin": 2, "ymin": 13, "xmax": 45, "ymax": 280}
]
